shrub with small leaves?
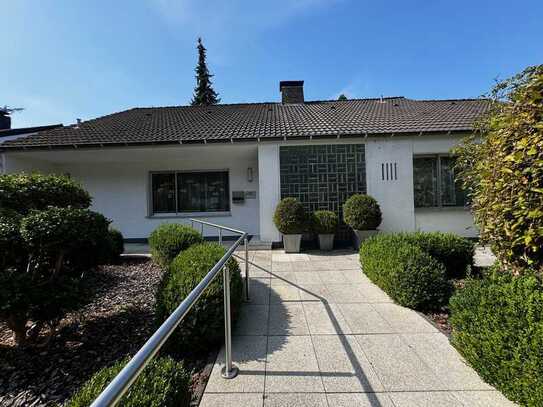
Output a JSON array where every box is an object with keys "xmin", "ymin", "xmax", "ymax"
[
  {"xmin": 454, "ymin": 65, "xmax": 543, "ymax": 273},
  {"xmin": 67, "ymin": 356, "xmax": 191, "ymax": 407},
  {"xmin": 312, "ymin": 210, "xmax": 338, "ymax": 234},
  {"xmin": 450, "ymin": 270, "xmax": 543, "ymax": 405},
  {"xmin": 149, "ymin": 223, "xmax": 203, "ymax": 267},
  {"xmin": 273, "ymin": 198, "xmax": 307, "ymax": 234},
  {"xmin": 399, "ymin": 232, "xmax": 475, "ymax": 279},
  {"xmin": 0, "ymin": 172, "xmax": 91, "ymax": 215},
  {"xmin": 343, "ymin": 194, "xmax": 382, "ymax": 230},
  {"xmin": 360, "ymin": 234, "xmax": 450, "ymax": 310},
  {"xmin": 155, "ymin": 243, "xmax": 243, "ymax": 355}
]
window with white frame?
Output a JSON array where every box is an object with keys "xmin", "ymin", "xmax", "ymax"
[
  {"xmin": 150, "ymin": 171, "xmax": 230, "ymax": 214},
  {"xmin": 413, "ymin": 156, "xmax": 467, "ymax": 208}
]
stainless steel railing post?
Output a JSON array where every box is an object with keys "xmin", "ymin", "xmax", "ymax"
[
  {"xmin": 219, "ymin": 229, "xmax": 223, "ymax": 246},
  {"xmin": 221, "ymin": 265, "xmax": 238, "ymax": 379},
  {"xmin": 244, "ymin": 237, "xmax": 249, "ymax": 301}
]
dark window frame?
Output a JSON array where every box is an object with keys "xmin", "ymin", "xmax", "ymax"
[
  {"xmin": 413, "ymin": 155, "xmax": 467, "ymax": 209},
  {"xmin": 149, "ymin": 170, "xmax": 231, "ymax": 216}
]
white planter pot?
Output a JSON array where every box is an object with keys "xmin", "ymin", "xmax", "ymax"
[
  {"xmin": 318, "ymin": 234, "xmax": 334, "ymax": 251},
  {"xmin": 283, "ymin": 234, "xmax": 302, "ymax": 253},
  {"xmin": 353, "ymin": 229, "xmax": 379, "ymax": 250}
]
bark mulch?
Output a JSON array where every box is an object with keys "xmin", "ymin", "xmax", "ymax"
[{"xmin": 0, "ymin": 258, "xmax": 214, "ymax": 406}]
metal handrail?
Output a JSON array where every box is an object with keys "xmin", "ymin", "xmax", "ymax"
[{"xmin": 90, "ymin": 219, "xmax": 250, "ymax": 407}]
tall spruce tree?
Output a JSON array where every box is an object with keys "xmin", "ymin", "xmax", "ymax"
[{"xmin": 191, "ymin": 38, "xmax": 220, "ymax": 106}]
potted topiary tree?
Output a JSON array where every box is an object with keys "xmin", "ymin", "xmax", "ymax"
[
  {"xmin": 312, "ymin": 210, "xmax": 338, "ymax": 251},
  {"xmin": 273, "ymin": 198, "xmax": 306, "ymax": 253},
  {"xmin": 343, "ymin": 194, "xmax": 382, "ymax": 249}
]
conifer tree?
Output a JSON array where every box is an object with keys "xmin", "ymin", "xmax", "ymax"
[{"xmin": 191, "ymin": 38, "xmax": 220, "ymax": 106}]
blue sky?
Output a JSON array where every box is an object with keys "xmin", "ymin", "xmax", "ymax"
[{"xmin": 2, "ymin": 0, "xmax": 542, "ymax": 128}]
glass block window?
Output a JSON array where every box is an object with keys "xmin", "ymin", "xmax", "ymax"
[
  {"xmin": 280, "ymin": 144, "xmax": 366, "ymax": 240},
  {"xmin": 151, "ymin": 171, "xmax": 229, "ymax": 214},
  {"xmin": 413, "ymin": 156, "xmax": 467, "ymax": 208}
]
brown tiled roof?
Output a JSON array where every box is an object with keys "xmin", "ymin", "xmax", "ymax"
[{"xmin": 0, "ymin": 97, "xmax": 490, "ymax": 150}]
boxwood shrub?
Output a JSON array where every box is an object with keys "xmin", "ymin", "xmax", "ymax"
[
  {"xmin": 312, "ymin": 210, "xmax": 338, "ymax": 235},
  {"xmin": 67, "ymin": 356, "xmax": 191, "ymax": 407},
  {"xmin": 398, "ymin": 232, "xmax": 475, "ymax": 279},
  {"xmin": 360, "ymin": 234, "xmax": 450, "ymax": 310},
  {"xmin": 0, "ymin": 173, "xmax": 91, "ymax": 214},
  {"xmin": 273, "ymin": 198, "xmax": 307, "ymax": 234},
  {"xmin": 450, "ymin": 271, "xmax": 543, "ymax": 406},
  {"xmin": 148, "ymin": 223, "xmax": 203, "ymax": 267},
  {"xmin": 343, "ymin": 194, "xmax": 382, "ymax": 230},
  {"xmin": 155, "ymin": 242, "xmax": 243, "ymax": 355}
]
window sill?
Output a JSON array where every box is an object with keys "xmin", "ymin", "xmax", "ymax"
[{"xmin": 147, "ymin": 211, "xmax": 232, "ymax": 219}]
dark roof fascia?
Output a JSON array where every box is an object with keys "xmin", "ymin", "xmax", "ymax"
[{"xmin": 0, "ymin": 129, "xmax": 472, "ymax": 153}]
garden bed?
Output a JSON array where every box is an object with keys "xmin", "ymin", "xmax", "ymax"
[{"xmin": 0, "ymin": 258, "xmax": 213, "ymax": 406}]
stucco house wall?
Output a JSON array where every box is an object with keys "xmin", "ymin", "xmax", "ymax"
[{"xmin": 2, "ymin": 133, "xmax": 477, "ymax": 241}]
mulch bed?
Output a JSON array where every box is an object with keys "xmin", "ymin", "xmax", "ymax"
[{"xmin": 0, "ymin": 258, "xmax": 214, "ymax": 406}]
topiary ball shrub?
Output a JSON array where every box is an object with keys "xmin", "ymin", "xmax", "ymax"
[
  {"xmin": 343, "ymin": 194, "xmax": 382, "ymax": 230},
  {"xmin": 148, "ymin": 223, "xmax": 203, "ymax": 268},
  {"xmin": 312, "ymin": 210, "xmax": 338, "ymax": 235},
  {"xmin": 155, "ymin": 242, "xmax": 243, "ymax": 356},
  {"xmin": 400, "ymin": 232, "xmax": 475, "ymax": 279},
  {"xmin": 67, "ymin": 356, "xmax": 191, "ymax": 407},
  {"xmin": 273, "ymin": 198, "xmax": 307, "ymax": 235},
  {"xmin": 360, "ymin": 234, "xmax": 451, "ymax": 310},
  {"xmin": 450, "ymin": 271, "xmax": 543, "ymax": 406}
]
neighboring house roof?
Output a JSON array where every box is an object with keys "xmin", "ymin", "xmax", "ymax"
[
  {"xmin": 0, "ymin": 124, "xmax": 63, "ymax": 138},
  {"xmin": 0, "ymin": 97, "xmax": 489, "ymax": 150}
]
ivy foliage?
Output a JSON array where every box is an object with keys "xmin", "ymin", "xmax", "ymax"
[{"xmin": 454, "ymin": 65, "xmax": 543, "ymax": 273}]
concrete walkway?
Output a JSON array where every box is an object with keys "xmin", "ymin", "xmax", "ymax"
[{"xmin": 201, "ymin": 249, "xmax": 513, "ymax": 407}]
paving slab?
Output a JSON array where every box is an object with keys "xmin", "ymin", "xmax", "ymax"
[
  {"xmin": 199, "ymin": 393, "xmax": 263, "ymax": 407},
  {"xmin": 303, "ymin": 302, "xmax": 352, "ymax": 335},
  {"xmin": 355, "ymin": 334, "xmax": 443, "ymax": 391},
  {"xmin": 326, "ymin": 393, "xmax": 394, "ymax": 407},
  {"xmin": 372, "ymin": 303, "xmax": 438, "ymax": 333},
  {"xmin": 268, "ymin": 303, "xmax": 309, "ymax": 336},
  {"xmin": 337, "ymin": 303, "xmax": 395, "ymax": 334},
  {"xmin": 312, "ymin": 335, "xmax": 384, "ymax": 393},
  {"xmin": 263, "ymin": 393, "xmax": 327, "ymax": 406},
  {"xmin": 234, "ymin": 305, "xmax": 269, "ymax": 336},
  {"xmin": 206, "ymin": 335, "xmax": 267, "ymax": 393},
  {"xmin": 248, "ymin": 278, "xmax": 270, "ymax": 305},
  {"xmin": 269, "ymin": 283, "xmax": 301, "ymax": 303},
  {"xmin": 402, "ymin": 333, "xmax": 492, "ymax": 390},
  {"xmin": 388, "ymin": 391, "xmax": 463, "ymax": 406},
  {"xmin": 264, "ymin": 335, "xmax": 324, "ymax": 393},
  {"xmin": 452, "ymin": 390, "xmax": 517, "ymax": 406}
]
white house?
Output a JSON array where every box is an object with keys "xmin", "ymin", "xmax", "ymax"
[{"xmin": 0, "ymin": 81, "xmax": 488, "ymax": 244}]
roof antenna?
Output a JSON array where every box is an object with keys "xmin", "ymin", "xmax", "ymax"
[{"xmin": 379, "ymin": 95, "xmax": 384, "ymax": 103}]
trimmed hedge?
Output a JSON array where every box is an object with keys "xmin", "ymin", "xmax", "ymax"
[
  {"xmin": 450, "ymin": 271, "xmax": 543, "ymax": 406},
  {"xmin": 343, "ymin": 194, "xmax": 382, "ymax": 230},
  {"xmin": 155, "ymin": 243, "xmax": 243, "ymax": 355},
  {"xmin": 312, "ymin": 210, "xmax": 338, "ymax": 235},
  {"xmin": 273, "ymin": 198, "xmax": 307, "ymax": 234},
  {"xmin": 148, "ymin": 224, "xmax": 203, "ymax": 267},
  {"xmin": 67, "ymin": 356, "xmax": 191, "ymax": 407},
  {"xmin": 398, "ymin": 232, "xmax": 475, "ymax": 279},
  {"xmin": 360, "ymin": 234, "xmax": 450, "ymax": 310},
  {"xmin": 0, "ymin": 173, "xmax": 91, "ymax": 214}
]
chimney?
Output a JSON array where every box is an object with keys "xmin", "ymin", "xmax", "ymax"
[
  {"xmin": 280, "ymin": 80, "xmax": 304, "ymax": 104},
  {"xmin": 0, "ymin": 111, "xmax": 11, "ymax": 130}
]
